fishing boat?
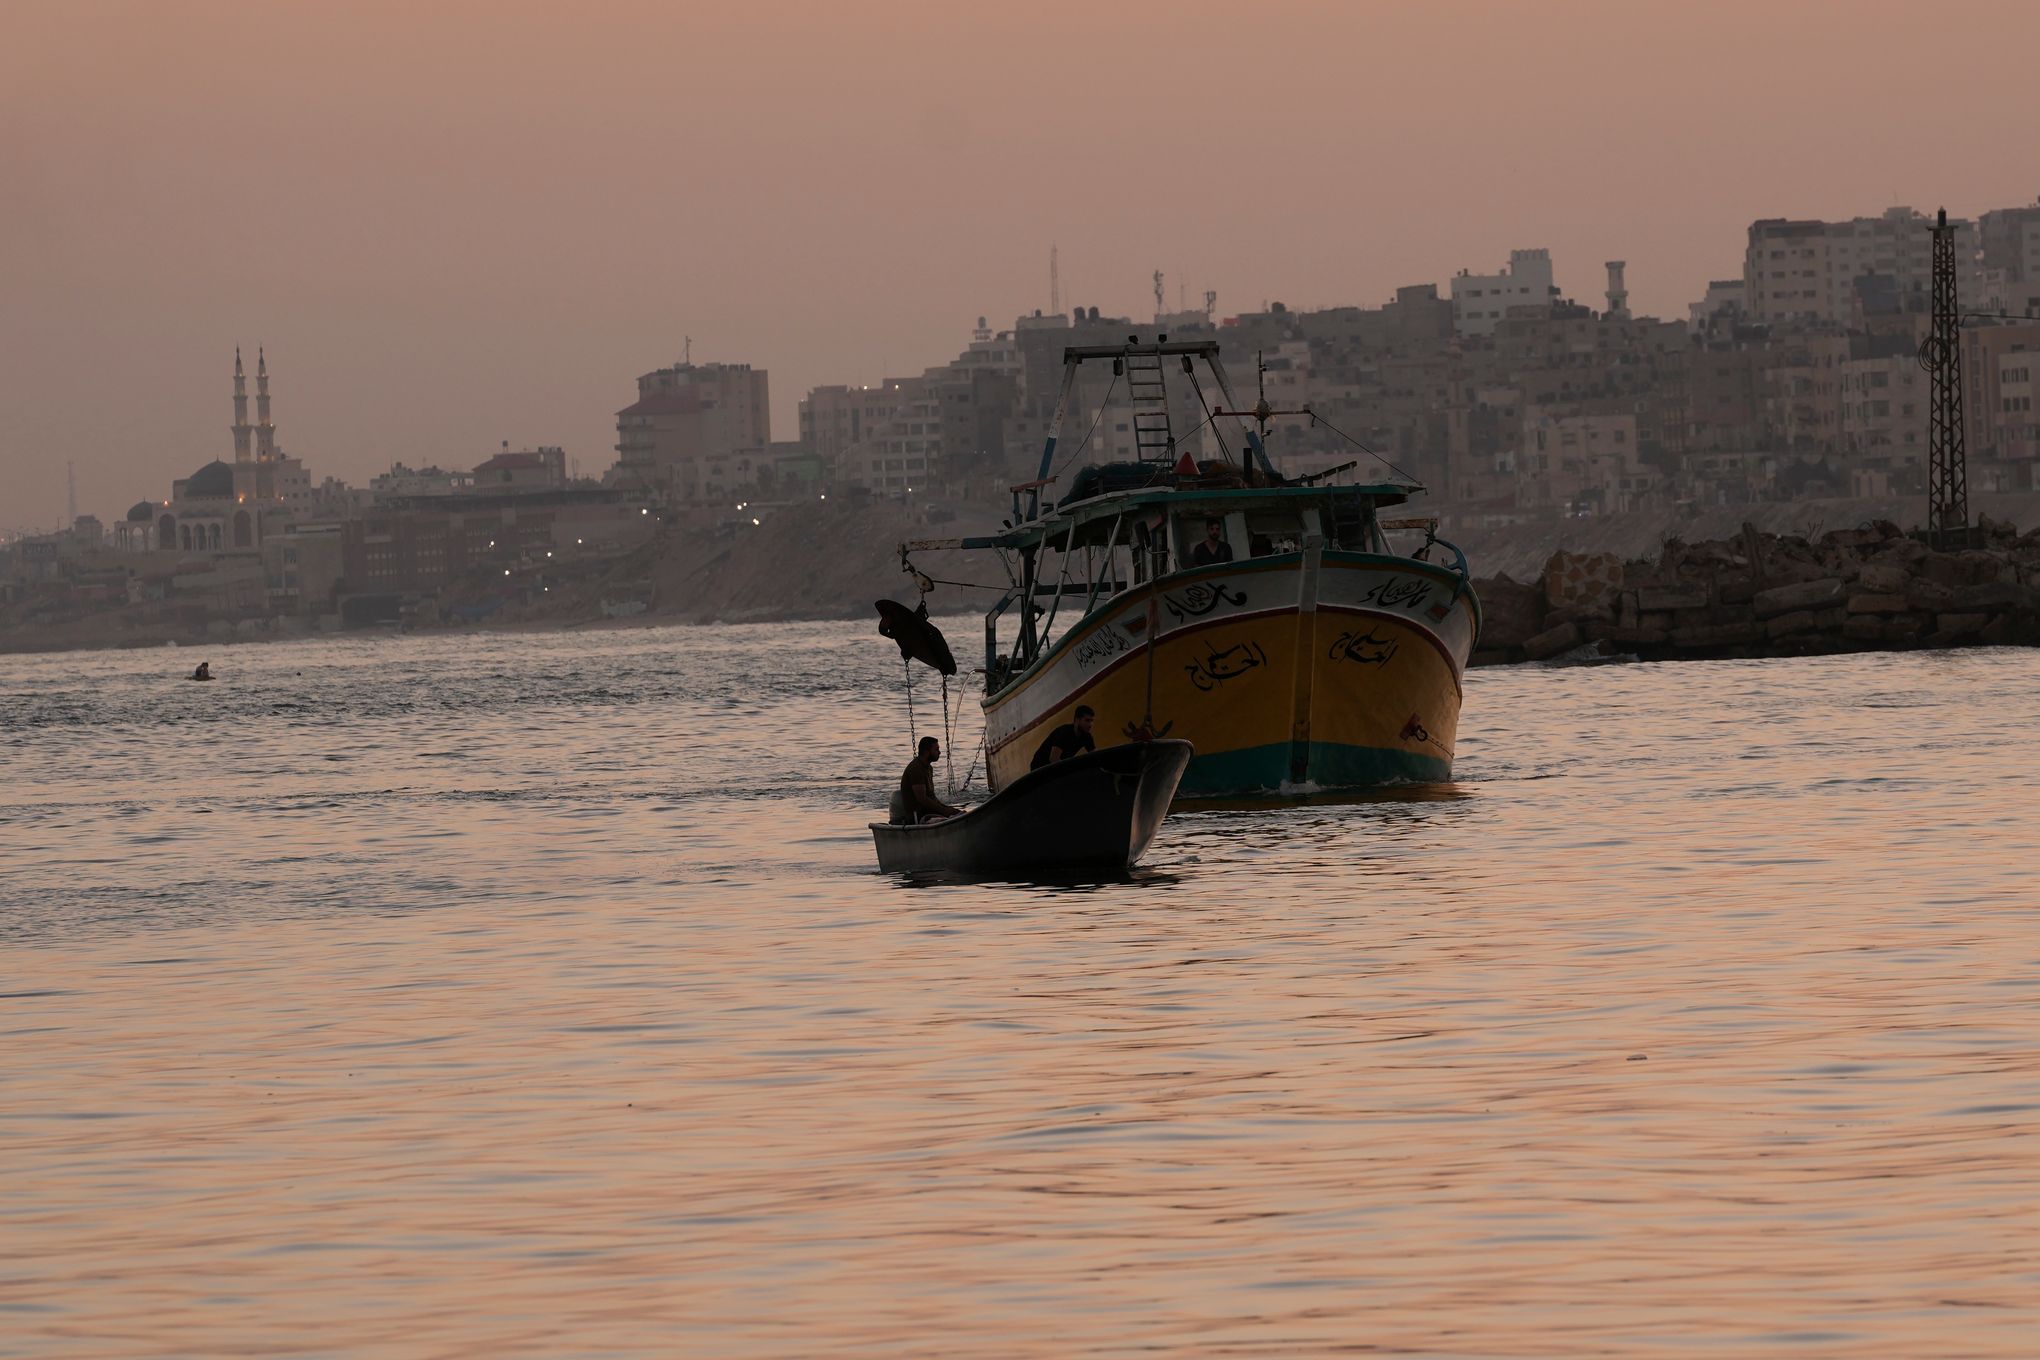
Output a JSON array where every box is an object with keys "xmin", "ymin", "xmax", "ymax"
[
  {"xmin": 870, "ymin": 738, "xmax": 1193, "ymax": 877},
  {"xmin": 904, "ymin": 337, "xmax": 1480, "ymax": 801}
]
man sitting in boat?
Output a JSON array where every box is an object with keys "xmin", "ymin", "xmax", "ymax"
[
  {"xmin": 1190, "ymin": 517, "xmax": 1233, "ymax": 566},
  {"xmin": 891, "ymin": 736, "xmax": 965, "ymax": 823},
  {"xmin": 1029, "ymin": 705, "xmax": 1097, "ymax": 770}
]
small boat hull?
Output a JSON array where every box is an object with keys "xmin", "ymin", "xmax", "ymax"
[{"xmin": 870, "ymin": 739, "xmax": 1193, "ymax": 877}]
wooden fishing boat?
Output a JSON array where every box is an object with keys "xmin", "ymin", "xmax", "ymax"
[
  {"xmin": 904, "ymin": 338, "xmax": 1481, "ymax": 801},
  {"xmin": 869, "ymin": 739, "xmax": 1193, "ymax": 877}
]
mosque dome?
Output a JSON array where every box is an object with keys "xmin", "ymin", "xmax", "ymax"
[
  {"xmin": 127, "ymin": 500, "xmax": 156, "ymax": 522},
  {"xmin": 184, "ymin": 460, "xmax": 236, "ymax": 499}
]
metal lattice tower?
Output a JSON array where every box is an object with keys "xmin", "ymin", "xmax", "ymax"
[{"xmin": 1923, "ymin": 207, "xmax": 1968, "ymax": 543}]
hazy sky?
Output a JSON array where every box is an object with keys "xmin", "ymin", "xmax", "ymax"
[{"xmin": 6, "ymin": 0, "xmax": 2039, "ymax": 527}]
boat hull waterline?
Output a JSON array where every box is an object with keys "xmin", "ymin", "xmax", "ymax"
[
  {"xmin": 983, "ymin": 550, "xmax": 1475, "ymax": 799},
  {"xmin": 870, "ymin": 739, "xmax": 1194, "ymax": 877}
]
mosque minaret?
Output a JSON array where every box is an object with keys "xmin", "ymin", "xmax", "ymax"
[
  {"xmin": 255, "ymin": 346, "xmax": 277, "ymax": 460},
  {"xmin": 125, "ymin": 347, "xmax": 314, "ymax": 554},
  {"xmin": 231, "ymin": 347, "xmax": 254, "ymax": 463}
]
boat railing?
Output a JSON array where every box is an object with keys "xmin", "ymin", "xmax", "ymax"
[{"xmin": 1383, "ymin": 515, "xmax": 1471, "ymax": 602}]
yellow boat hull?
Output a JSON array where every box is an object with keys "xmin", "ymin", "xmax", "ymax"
[{"xmin": 983, "ymin": 551, "xmax": 1477, "ymax": 798}]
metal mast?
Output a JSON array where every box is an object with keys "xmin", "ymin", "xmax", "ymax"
[
  {"xmin": 1049, "ymin": 244, "xmax": 1060, "ymax": 315},
  {"xmin": 1924, "ymin": 207, "xmax": 1969, "ymax": 544}
]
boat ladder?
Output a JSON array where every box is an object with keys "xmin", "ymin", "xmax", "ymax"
[{"xmin": 1123, "ymin": 353, "xmax": 1176, "ymax": 461}]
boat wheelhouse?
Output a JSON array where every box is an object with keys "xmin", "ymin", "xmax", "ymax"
[{"xmin": 908, "ymin": 338, "xmax": 1480, "ymax": 800}]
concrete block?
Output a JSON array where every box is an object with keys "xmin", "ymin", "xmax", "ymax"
[
  {"xmin": 1869, "ymin": 539, "xmax": 1928, "ymax": 567},
  {"xmin": 1752, "ymin": 577, "xmax": 1845, "ymax": 618},
  {"xmin": 1949, "ymin": 582, "xmax": 2036, "ymax": 613},
  {"xmin": 1766, "ymin": 609, "xmax": 1818, "ymax": 639},
  {"xmin": 1522, "ymin": 620, "xmax": 1582, "ymax": 661},
  {"xmin": 1847, "ymin": 593, "xmax": 1910, "ymax": 615},
  {"xmin": 1915, "ymin": 552, "xmax": 1969, "ymax": 588},
  {"xmin": 1937, "ymin": 612, "xmax": 1990, "ymax": 637},
  {"xmin": 1598, "ymin": 625, "xmax": 1670, "ymax": 646},
  {"xmin": 1905, "ymin": 580, "xmax": 1956, "ymax": 610},
  {"xmin": 1843, "ymin": 615, "xmax": 1885, "ymax": 641},
  {"xmin": 1669, "ymin": 621, "xmax": 1763, "ymax": 648},
  {"xmin": 1636, "ymin": 587, "xmax": 1709, "ymax": 612},
  {"xmin": 1716, "ymin": 574, "xmax": 1759, "ymax": 605}
]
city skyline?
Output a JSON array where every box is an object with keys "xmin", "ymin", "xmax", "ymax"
[{"xmin": 7, "ymin": 0, "xmax": 2040, "ymax": 524}]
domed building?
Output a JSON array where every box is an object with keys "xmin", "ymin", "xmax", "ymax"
[
  {"xmin": 113, "ymin": 500, "xmax": 157, "ymax": 552},
  {"xmin": 141, "ymin": 348, "xmax": 314, "ymax": 555}
]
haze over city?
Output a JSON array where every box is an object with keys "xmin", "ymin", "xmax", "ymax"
[{"xmin": 6, "ymin": 0, "xmax": 2039, "ymax": 526}]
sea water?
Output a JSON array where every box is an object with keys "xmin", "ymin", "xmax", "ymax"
[{"xmin": 4, "ymin": 624, "xmax": 2038, "ymax": 1357}]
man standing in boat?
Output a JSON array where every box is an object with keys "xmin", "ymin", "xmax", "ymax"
[
  {"xmin": 893, "ymin": 736, "xmax": 965, "ymax": 823},
  {"xmin": 1191, "ymin": 517, "xmax": 1234, "ymax": 566},
  {"xmin": 1030, "ymin": 705, "xmax": 1096, "ymax": 770}
]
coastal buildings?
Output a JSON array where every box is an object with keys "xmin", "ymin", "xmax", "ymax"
[
  {"xmin": 1451, "ymin": 249, "xmax": 1558, "ymax": 337},
  {"xmin": 611, "ymin": 361, "xmax": 771, "ymax": 500},
  {"xmin": 1743, "ymin": 208, "xmax": 1978, "ymax": 326}
]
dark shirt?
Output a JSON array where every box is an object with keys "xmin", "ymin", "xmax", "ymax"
[
  {"xmin": 900, "ymin": 755, "xmax": 938, "ymax": 807},
  {"xmin": 1030, "ymin": 723, "xmax": 1096, "ymax": 770},
  {"xmin": 1191, "ymin": 538, "xmax": 1234, "ymax": 566}
]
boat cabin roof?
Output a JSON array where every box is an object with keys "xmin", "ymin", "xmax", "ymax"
[{"xmin": 957, "ymin": 478, "xmax": 1414, "ymax": 553}]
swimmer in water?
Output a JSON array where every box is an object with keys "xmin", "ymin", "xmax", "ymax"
[{"xmin": 190, "ymin": 662, "xmax": 212, "ymax": 681}]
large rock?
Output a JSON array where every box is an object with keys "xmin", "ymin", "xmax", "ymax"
[
  {"xmin": 1856, "ymin": 563, "xmax": 1913, "ymax": 595},
  {"xmin": 1936, "ymin": 612, "xmax": 1990, "ymax": 637},
  {"xmin": 1766, "ymin": 609, "xmax": 1819, "ymax": 639},
  {"xmin": 1752, "ymin": 577, "xmax": 1845, "ymax": 618},
  {"xmin": 1847, "ymin": 593, "xmax": 1910, "ymax": 615},
  {"xmin": 1958, "ymin": 550, "xmax": 2017, "ymax": 585},
  {"xmin": 1541, "ymin": 550, "xmax": 1624, "ymax": 609},
  {"xmin": 1471, "ymin": 574, "xmax": 1545, "ymax": 650}
]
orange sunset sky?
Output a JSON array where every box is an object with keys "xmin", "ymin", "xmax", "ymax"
[{"xmin": 5, "ymin": 0, "xmax": 2039, "ymax": 525}]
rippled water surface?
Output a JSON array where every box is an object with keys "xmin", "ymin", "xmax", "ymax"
[{"xmin": 5, "ymin": 624, "xmax": 2039, "ymax": 1357}]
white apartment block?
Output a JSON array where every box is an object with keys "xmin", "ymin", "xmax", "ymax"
[
  {"xmin": 1451, "ymin": 249, "xmax": 1556, "ymax": 337},
  {"xmin": 1744, "ymin": 208, "xmax": 1979, "ymax": 326}
]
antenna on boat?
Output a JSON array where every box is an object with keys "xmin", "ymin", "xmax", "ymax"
[{"xmin": 1209, "ymin": 348, "xmax": 1310, "ymax": 480}]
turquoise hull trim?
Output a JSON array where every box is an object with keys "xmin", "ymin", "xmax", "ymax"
[{"xmin": 1176, "ymin": 742, "xmax": 1452, "ymax": 798}]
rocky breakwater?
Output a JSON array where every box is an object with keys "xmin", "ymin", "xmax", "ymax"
[{"xmin": 1469, "ymin": 517, "xmax": 2040, "ymax": 666}]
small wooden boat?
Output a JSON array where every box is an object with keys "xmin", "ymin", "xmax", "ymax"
[{"xmin": 871, "ymin": 739, "xmax": 1194, "ymax": 877}]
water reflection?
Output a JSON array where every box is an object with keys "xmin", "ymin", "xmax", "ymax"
[{"xmin": 3, "ymin": 632, "xmax": 2039, "ymax": 1356}]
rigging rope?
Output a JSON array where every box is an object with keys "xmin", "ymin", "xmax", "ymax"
[
  {"xmin": 902, "ymin": 658, "xmax": 916, "ymax": 748},
  {"xmin": 1305, "ymin": 409, "xmax": 1423, "ymax": 485},
  {"xmin": 1046, "ymin": 371, "xmax": 1122, "ymax": 487},
  {"xmin": 941, "ymin": 671, "xmax": 957, "ymax": 795}
]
